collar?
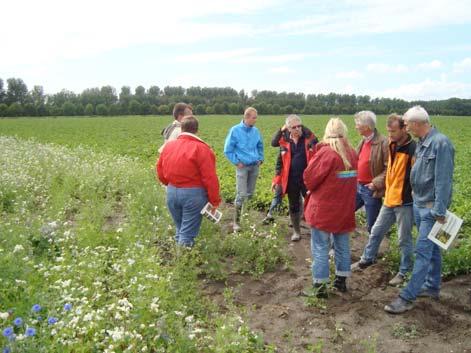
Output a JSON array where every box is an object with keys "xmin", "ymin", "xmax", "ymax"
[
  {"xmin": 179, "ymin": 132, "xmax": 207, "ymax": 144},
  {"xmin": 419, "ymin": 127, "xmax": 437, "ymax": 147},
  {"xmin": 363, "ymin": 131, "xmax": 375, "ymax": 142}
]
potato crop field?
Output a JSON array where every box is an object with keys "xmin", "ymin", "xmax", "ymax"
[{"xmin": 1, "ymin": 115, "xmax": 470, "ymax": 353}]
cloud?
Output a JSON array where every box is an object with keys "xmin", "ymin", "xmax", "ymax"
[
  {"xmin": 418, "ymin": 60, "xmax": 443, "ymax": 70},
  {"xmin": 231, "ymin": 53, "xmax": 317, "ymax": 64},
  {"xmin": 277, "ymin": 0, "xmax": 471, "ymax": 37},
  {"xmin": 453, "ymin": 57, "xmax": 471, "ymax": 73},
  {"xmin": 335, "ymin": 70, "xmax": 363, "ymax": 79},
  {"xmin": 268, "ymin": 66, "xmax": 295, "ymax": 74},
  {"xmin": 175, "ymin": 49, "xmax": 261, "ymax": 63},
  {"xmin": 377, "ymin": 79, "xmax": 471, "ymax": 100},
  {"xmin": 367, "ymin": 64, "xmax": 408, "ymax": 74}
]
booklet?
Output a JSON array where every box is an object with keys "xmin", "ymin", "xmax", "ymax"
[
  {"xmin": 427, "ymin": 210, "xmax": 463, "ymax": 250},
  {"xmin": 200, "ymin": 202, "xmax": 222, "ymax": 223}
]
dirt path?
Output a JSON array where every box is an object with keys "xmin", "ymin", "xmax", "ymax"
[{"xmin": 202, "ymin": 218, "xmax": 471, "ymax": 353}]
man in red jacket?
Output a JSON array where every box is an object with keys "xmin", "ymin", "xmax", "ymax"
[{"xmin": 157, "ymin": 115, "xmax": 221, "ymax": 247}]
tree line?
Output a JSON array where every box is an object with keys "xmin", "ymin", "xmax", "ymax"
[{"xmin": 1, "ymin": 77, "xmax": 470, "ymax": 117}]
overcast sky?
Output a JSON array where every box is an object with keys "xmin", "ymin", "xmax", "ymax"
[{"xmin": 2, "ymin": 0, "xmax": 471, "ymax": 100}]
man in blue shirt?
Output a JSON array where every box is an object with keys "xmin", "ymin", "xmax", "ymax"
[
  {"xmin": 224, "ymin": 107, "xmax": 264, "ymax": 232},
  {"xmin": 385, "ymin": 106, "xmax": 455, "ymax": 314}
]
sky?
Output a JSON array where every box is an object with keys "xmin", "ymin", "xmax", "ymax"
[{"xmin": 2, "ymin": 0, "xmax": 471, "ymax": 101}]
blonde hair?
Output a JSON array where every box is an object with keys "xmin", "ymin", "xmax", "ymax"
[
  {"xmin": 322, "ymin": 117, "xmax": 353, "ymax": 169},
  {"xmin": 244, "ymin": 107, "xmax": 257, "ymax": 117}
]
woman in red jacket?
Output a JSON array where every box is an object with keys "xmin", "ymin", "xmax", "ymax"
[
  {"xmin": 303, "ymin": 118, "xmax": 358, "ymax": 297},
  {"xmin": 157, "ymin": 115, "xmax": 221, "ymax": 247}
]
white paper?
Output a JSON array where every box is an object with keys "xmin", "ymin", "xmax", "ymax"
[
  {"xmin": 200, "ymin": 202, "xmax": 222, "ymax": 223},
  {"xmin": 427, "ymin": 210, "xmax": 463, "ymax": 250}
]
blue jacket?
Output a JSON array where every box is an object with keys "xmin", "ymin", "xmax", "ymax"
[
  {"xmin": 410, "ymin": 127, "xmax": 454, "ymax": 217},
  {"xmin": 224, "ymin": 121, "xmax": 264, "ymax": 165}
]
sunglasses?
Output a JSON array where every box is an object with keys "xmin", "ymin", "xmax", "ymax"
[{"xmin": 290, "ymin": 125, "xmax": 302, "ymax": 129}]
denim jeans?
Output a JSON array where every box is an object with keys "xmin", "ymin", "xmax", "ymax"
[
  {"xmin": 400, "ymin": 205, "xmax": 441, "ymax": 302},
  {"xmin": 311, "ymin": 227, "xmax": 351, "ymax": 283},
  {"xmin": 166, "ymin": 185, "xmax": 208, "ymax": 247},
  {"xmin": 235, "ymin": 164, "xmax": 259, "ymax": 207},
  {"xmin": 356, "ymin": 183, "xmax": 383, "ymax": 233},
  {"xmin": 361, "ymin": 204, "xmax": 414, "ymax": 275}
]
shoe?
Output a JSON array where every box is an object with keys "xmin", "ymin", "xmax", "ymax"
[
  {"xmin": 351, "ymin": 259, "xmax": 374, "ymax": 271},
  {"xmin": 388, "ymin": 273, "xmax": 405, "ymax": 286},
  {"xmin": 417, "ymin": 288, "xmax": 439, "ymax": 300},
  {"xmin": 333, "ymin": 276, "xmax": 347, "ymax": 293},
  {"xmin": 262, "ymin": 215, "xmax": 275, "ymax": 225},
  {"xmin": 291, "ymin": 232, "xmax": 301, "ymax": 241},
  {"xmin": 313, "ymin": 283, "xmax": 328, "ymax": 298},
  {"xmin": 233, "ymin": 223, "xmax": 241, "ymax": 233},
  {"xmin": 384, "ymin": 297, "xmax": 414, "ymax": 314}
]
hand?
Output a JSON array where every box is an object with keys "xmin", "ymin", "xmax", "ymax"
[
  {"xmin": 366, "ymin": 182, "xmax": 375, "ymax": 190},
  {"xmin": 435, "ymin": 215, "xmax": 446, "ymax": 224},
  {"xmin": 271, "ymin": 183, "xmax": 278, "ymax": 192},
  {"xmin": 257, "ymin": 160, "xmax": 262, "ymax": 166},
  {"xmin": 208, "ymin": 204, "xmax": 218, "ymax": 215},
  {"xmin": 237, "ymin": 162, "xmax": 244, "ymax": 169},
  {"xmin": 281, "ymin": 124, "xmax": 288, "ymax": 131}
]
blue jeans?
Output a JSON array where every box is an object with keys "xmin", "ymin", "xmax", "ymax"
[
  {"xmin": 356, "ymin": 183, "xmax": 382, "ymax": 233},
  {"xmin": 311, "ymin": 228, "xmax": 351, "ymax": 283},
  {"xmin": 166, "ymin": 185, "xmax": 208, "ymax": 247},
  {"xmin": 400, "ymin": 205, "xmax": 441, "ymax": 302},
  {"xmin": 361, "ymin": 204, "xmax": 414, "ymax": 275},
  {"xmin": 235, "ymin": 164, "xmax": 259, "ymax": 207}
]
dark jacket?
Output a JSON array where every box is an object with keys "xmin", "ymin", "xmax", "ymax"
[{"xmin": 271, "ymin": 126, "xmax": 318, "ymax": 194}]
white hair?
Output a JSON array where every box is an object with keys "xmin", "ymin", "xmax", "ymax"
[
  {"xmin": 285, "ymin": 114, "xmax": 301, "ymax": 126},
  {"xmin": 403, "ymin": 105, "xmax": 430, "ymax": 123},
  {"xmin": 354, "ymin": 110, "xmax": 376, "ymax": 129}
]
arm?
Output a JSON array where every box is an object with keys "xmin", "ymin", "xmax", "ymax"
[
  {"xmin": 371, "ymin": 137, "xmax": 388, "ymax": 191},
  {"xmin": 156, "ymin": 154, "xmax": 168, "ymax": 185},
  {"xmin": 257, "ymin": 131, "xmax": 264, "ymax": 162},
  {"xmin": 198, "ymin": 147, "xmax": 221, "ymax": 207},
  {"xmin": 431, "ymin": 139, "xmax": 455, "ymax": 218},
  {"xmin": 223, "ymin": 128, "xmax": 239, "ymax": 165}
]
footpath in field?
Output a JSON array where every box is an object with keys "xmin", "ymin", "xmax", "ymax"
[{"xmin": 202, "ymin": 209, "xmax": 471, "ymax": 353}]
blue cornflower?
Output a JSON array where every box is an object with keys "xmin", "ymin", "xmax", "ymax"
[
  {"xmin": 31, "ymin": 304, "xmax": 41, "ymax": 313},
  {"xmin": 13, "ymin": 317, "xmax": 23, "ymax": 327},
  {"xmin": 25, "ymin": 327, "xmax": 36, "ymax": 337},
  {"xmin": 47, "ymin": 317, "xmax": 58, "ymax": 325},
  {"xmin": 2, "ymin": 327, "xmax": 13, "ymax": 338},
  {"xmin": 63, "ymin": 303, "xmax": 72, "ymax": 311},
  {"xmin": 3, "ymin": 347, "xmax": 11, "ymax": 353}
]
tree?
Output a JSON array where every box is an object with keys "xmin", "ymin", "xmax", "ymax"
[
  {"xmin": 23, "ymin": 103, "xmax": 36, "ymax": 116},
  {"xmin": 195, "ymin": 104, "xmax": 206, "ymax": 115},
  {"xmin": 62, "ymin": 102, "xmax": 77, "ymax": 116},
  {"xmin": 119, "ymin": 86, "xmax": 132, "ymax": 111},
  {"xmin": 100, "ymin": 86, "xmax": 117, "ymax": 105},
  {"xmin": 228, "ymin": 103, "xmax": 241, "ymax": 115},
  {"xmin": 147, "ymin": 86, "xmax": 161, "ymax": 105},
  {"xmin": 134, "ymin": 86, "xmax": 146, "ymax": 103},
  {"xmin": 129, "ymin": 100, "xmax": 142, "ymax": 115},
  {"xmin": 205, "ymin": 105, "xmax": 215, "ymax": 114},
  {"xmin": 96, "ymin": 103, "xmax": 109, "ymax": 116},
  {"xmin": 6, "ymin": 102, "xmax": 23, "ymax": 116},
  {"xmin": 30, "ymin": 85, "xmax": 45, "ymax": 106},
  {"xmin": 0, "ymin": 103, "xmax": 8, "ymax": 116},
  {"xmin": 158, "ymin": 104, "xmax": 171, "ymax": 115},
  {"xmin": 0, "ymin": 79, "xmax": 5, "ymax": 103},
  {"xmin": 84, "ymin": 103, "xmax": 94, "ymax": 115},
  {"xmin": 6, "ymin": 78, "xmax": 28, "ymax": 105}
]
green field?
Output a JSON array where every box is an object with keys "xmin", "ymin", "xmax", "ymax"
[{"xmin": 1, "ymin": 115, "xmax": 470, "ymax": 352}]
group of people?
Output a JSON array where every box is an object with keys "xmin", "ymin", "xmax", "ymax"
[{"xmin": 156, "ymin": 103, "xmax": 455, "ymax": 315}]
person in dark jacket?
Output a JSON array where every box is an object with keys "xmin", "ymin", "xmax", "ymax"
[{"xmin": 270, "ymin": 114, "xmax": 318, "ymax": 241}]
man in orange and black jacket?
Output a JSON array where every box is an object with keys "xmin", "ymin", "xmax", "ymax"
[{"xmin": 353, "ymin": 114, "xmax": 416, "ymax": 286}]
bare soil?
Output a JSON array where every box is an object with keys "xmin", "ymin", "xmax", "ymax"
[{"xmin": 202, "ymin": 215, "xmax": 471, "ymax": 353}]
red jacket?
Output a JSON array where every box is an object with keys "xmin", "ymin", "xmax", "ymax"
[
  {"xmin": 303, "ymin": 142, "xmax": 358, "ymax": 234},
  {"xmin": 156, "ymin": 133, "xmax": 221, "ymax": 207},
  {"xmin": 271, "ymin": 127, "xmax": 318, "ymax": 194}
]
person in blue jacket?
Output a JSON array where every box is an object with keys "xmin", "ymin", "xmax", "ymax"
[{"xmin": 224, "ymin": 107, "xmax": 264, "ymax": 232}]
